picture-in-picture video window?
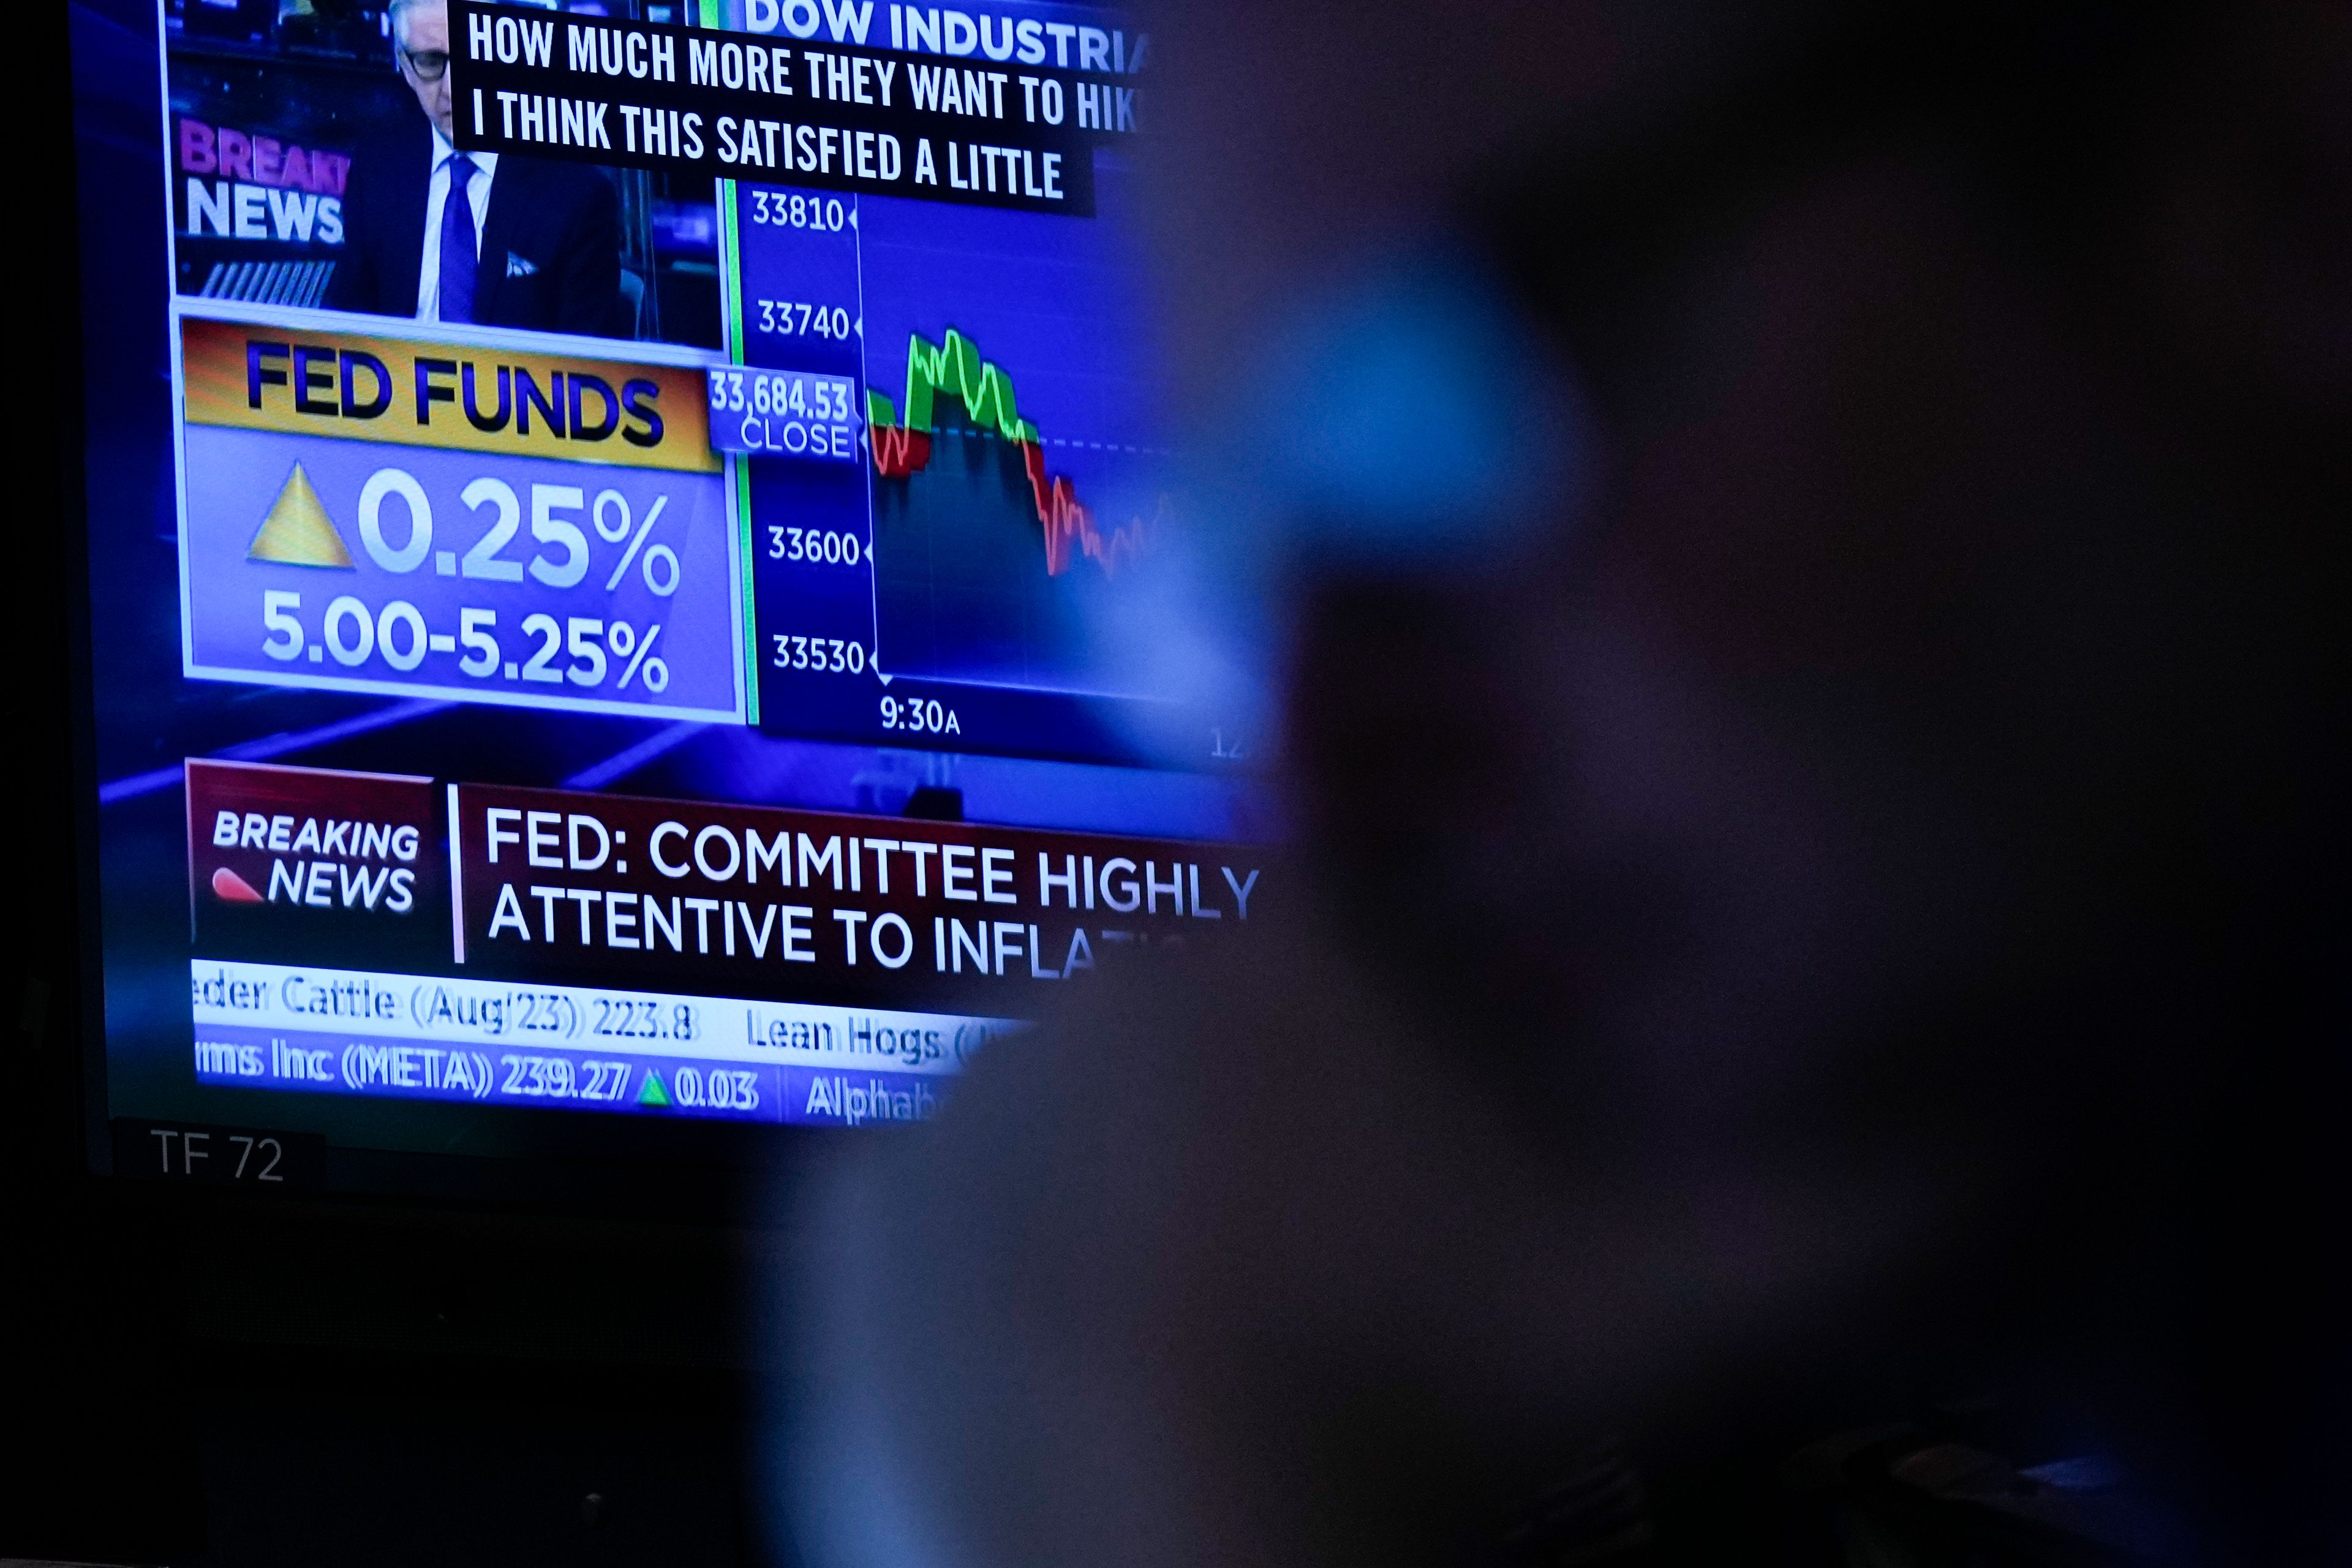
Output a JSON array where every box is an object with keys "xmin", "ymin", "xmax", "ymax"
[{"xmin": 170, "ymin": 0, "xmax": 722, "ymax": 342}]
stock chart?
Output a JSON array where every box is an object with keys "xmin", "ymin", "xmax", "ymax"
[{"xmin": 737, "ymin": 155, "xmax": 1191, "ymax": 764}]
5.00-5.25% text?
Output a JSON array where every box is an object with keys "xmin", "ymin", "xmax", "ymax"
[{"xmin": 264, "ymin": 594, "xmax": 670, "ymax": 692}]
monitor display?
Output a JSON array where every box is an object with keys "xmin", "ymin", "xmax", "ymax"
[{"xmin": 70, "ymin": 0, "xmax": 1267, "ymax": 1180}]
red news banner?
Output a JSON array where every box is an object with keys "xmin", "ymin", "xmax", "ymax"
[
  {"xmin": 188, "ymin": 760, "xmax": 1268, "ymax": 1010},
  {"xmin": 450, "ymin": 783, "xmax": 1265, "ymax": 1009}
]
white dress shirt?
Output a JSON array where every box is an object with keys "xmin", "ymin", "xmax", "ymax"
[{"xmin": 416, "ymin": 130, "xmax": 499, "ymax": 322}]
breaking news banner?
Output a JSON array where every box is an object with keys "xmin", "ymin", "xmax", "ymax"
[
  {"xmin": 183, "ymin": 759, "xmax": 1272, "ymax": 1126},
  {"xmin": 186, "ymin": 758, "xmax": 451, "ymax": 971},
  {"xmin": 447, "ymin": 0, "xmax": 1142, "ymax": 216},
  {"xmin": 175, "ymin": 312, "xmax": 743, "ymax": 723},
  {"xmin": 446, "ymin": 780, "xmax": 1264, "ymax": 1008}
]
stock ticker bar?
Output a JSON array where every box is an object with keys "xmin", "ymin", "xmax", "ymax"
[
  {"xmin": 175, "ymin": 313, "xmax": 743, "ymax": 722},
  {"xmin": 184, "ymin": 758, "xmax": 1271, "ymax": 1122},
  {"xmin": 190, "ymin": 960, "xmax": 993, "ymax": 1126},
  {"xmin": 446, "ymin": 0, "xmax": 1142, "ymax": 215}
]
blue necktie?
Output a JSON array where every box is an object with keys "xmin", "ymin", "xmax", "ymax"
[{"xmin": 440, "ymin": 153, "xmax": 478, "ymax": 324}]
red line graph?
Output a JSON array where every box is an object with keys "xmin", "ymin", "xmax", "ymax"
[{"xmin": 1022, "ymin": 443, "xmax": 1145, "ymax": 577}]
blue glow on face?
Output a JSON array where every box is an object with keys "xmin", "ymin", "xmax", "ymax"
[
  {"xmin": 1237, "ymin": 250, "xmax": 1583, "ymax": 559},
  {"xmin": 1082, "ymin": 244, "xmax": 1588, "ymax": 757}
]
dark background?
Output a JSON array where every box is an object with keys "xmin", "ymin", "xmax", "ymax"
[{"xmin": 6, "ymin": 7, "xmax": 778, "ymax": 1561}]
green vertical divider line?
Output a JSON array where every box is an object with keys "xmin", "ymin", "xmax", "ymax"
[
  {"xmin": 696, "ymin": 0, "xmax": 759, "ymax": 723},
  {"xmin": 723, "ymin": 184, "xmax": 758, "ymax": 725}
]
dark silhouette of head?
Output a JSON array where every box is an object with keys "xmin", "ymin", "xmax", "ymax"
[{"xmin": 786, "ymin": 7, "xmax": 2351, "ymax": 1562}]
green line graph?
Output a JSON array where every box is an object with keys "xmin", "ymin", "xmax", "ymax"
[{"xmin": 866, "ymin": 328, "xmax": 1039, "ymax": 445}]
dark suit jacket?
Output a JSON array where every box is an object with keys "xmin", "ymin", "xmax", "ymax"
[{"xmin": 326, "ymin": 117, "xmax": 625, "ymax": 337}]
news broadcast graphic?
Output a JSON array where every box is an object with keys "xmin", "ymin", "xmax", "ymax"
[
  {"xmin": 447, "ymin": 779, "xmax": 1259, "ymax": 1000},
  {"xmin": 181, "ymin": 760, "xmax": 1266, "ymax": 1126},
  {"xmin": 67, "ymin": 0, "xmax": 1263, "ymax": 1172},
  {"xmin": 173, "ymin": 111, "xmax": 350, "ymax": 306},
  {"xmin": 186, "ymin": 758, "xmax": 448, "ymax": 971},
  {"xmin": 439, "ymin": 0, "xmax": 1205, "ymax": 768},
  {"xmin": 443, "ymin": 0, "xmax": 1137, "ymax": 214},
  {"xmin": 175, "ymin": 311, "xmax": 744, "ymax": 722},
  {"xmin": 169, "ymin": 84, "xmax": 360, "ymax": 309}
]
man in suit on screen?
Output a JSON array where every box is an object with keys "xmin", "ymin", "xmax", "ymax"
[{"xmin": 326, "ymin": 0, "xmax": 626, "ymax": 336}]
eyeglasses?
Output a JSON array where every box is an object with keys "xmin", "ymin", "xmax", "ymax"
[{"xmin": 398, "ymin": 45, "xmax": 450, "ymax": 81}]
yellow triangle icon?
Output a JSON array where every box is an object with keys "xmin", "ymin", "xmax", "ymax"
[{"xmin": 247, "ymin": 463, "xmax": 354, "ymax": 568}]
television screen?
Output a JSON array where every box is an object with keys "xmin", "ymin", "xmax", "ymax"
[{"xmin": 70, "ymin": 0, "xmax": 1267, "ymax": 1186}]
